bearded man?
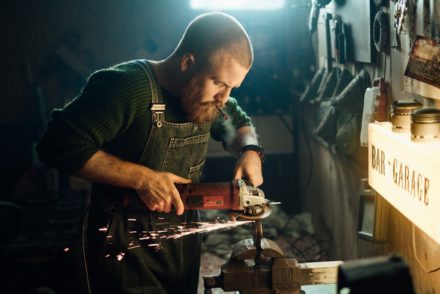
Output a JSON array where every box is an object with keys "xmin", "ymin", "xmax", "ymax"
[{"xmin": 36, "ymin": 12, "xmax": 264, "ymax": 294}]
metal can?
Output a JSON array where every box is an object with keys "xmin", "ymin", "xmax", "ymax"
[
  {"xmin": 411, "ymin": 108, "xmax": 440, "ymax": 142},
  {"xmin": 391, "ymin": 100, "xmax": 422, "ymax": 133}
]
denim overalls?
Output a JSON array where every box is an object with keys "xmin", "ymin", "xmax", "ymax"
[{"xmin": 86, "ymin": 60, "xmax": 211, "ymax": 294}]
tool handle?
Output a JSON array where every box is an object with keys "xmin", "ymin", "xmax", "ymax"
[{"xmin": 176, "ymin": 181, "xmax": 241, "ymax": 211}]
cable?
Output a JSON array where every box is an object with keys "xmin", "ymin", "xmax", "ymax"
[
  {"xmin": 277, "ymin": 114, "xmax": 295, "ymax": 135},
  {"xmin": 81, "ymin": 205, "xmax": 93, "ymax": 294},
  {"xmin": 299, "ymin": 103, "xmax": 314, "ymax": 194}
]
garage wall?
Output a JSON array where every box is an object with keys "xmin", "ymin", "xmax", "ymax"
[{"xmin": 298, "ymin": 1, "xmax": 440, "ymax": 292}]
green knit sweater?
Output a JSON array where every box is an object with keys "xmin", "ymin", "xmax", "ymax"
[{"xmin": 36, "ymin": 60, "xmax": 253, "ymax": 174}]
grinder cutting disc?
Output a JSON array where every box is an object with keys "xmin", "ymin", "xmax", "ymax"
[{"xmin": 230, "ymin": 203, "xmax": 272, "ymax": 221}]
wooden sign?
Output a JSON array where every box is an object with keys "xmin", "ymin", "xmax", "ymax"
[{"xmin": 368, "ymin": 122, "xmax": 440, "ymax": 245}]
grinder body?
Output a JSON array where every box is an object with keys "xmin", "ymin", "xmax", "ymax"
[{"xmin": 176, "ymin": 180, "xmax": 267, "ymax": 213}]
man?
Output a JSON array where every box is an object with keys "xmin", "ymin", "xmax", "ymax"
[{"xmin": 36, "ymin": 12, "xmax": 264, "ymax": 293}]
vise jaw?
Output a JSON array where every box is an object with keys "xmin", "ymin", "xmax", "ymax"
[{"xmin": 203, "ymin": 238, "xmax": 301, "ymax": 294}]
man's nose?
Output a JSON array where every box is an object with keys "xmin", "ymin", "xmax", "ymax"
[{"xmin": 215, "ymin": 88, "xmax": 231, "ymax": 104}]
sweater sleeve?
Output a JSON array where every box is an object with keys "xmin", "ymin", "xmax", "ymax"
[
  {"xmin": 36, "ymin": 67, "xmax": 144, "ymax": 174},
  {"xmin": 210, "ymin": 97, "xmax": 253, "ymax": 143}
]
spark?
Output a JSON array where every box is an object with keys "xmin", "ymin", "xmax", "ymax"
[
  {"xmin": 127, "ymin": 218, "xmax": 137, "ymax": 221},
  {"xmin": 116, "ymin": 252, "xmax": 125, "ymax": 261},
  {"xmin": 147, "ymin": 244, "xmax": 161, "ymax": 251},
  {"xmin": 64, "ymin": 247, "xmax": 70, "ymax": 252},
  {"xmin": 99, "ymin": 227, "xmax": 108, "ymax": 232}
]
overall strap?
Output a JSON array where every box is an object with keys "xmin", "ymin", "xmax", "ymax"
[{"xmin": 134, "ymin": 59, "xmax": 166, "ymax": 128}]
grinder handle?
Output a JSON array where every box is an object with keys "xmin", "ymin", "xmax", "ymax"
[{"xmin": 176, "ymin": 181, "xmax": 241, "ymax": 211}]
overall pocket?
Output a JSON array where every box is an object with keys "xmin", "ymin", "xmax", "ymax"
[
  {"xmin": 161, "ymin": 133, "xmax": 209, "ymax": 175},
  {"xmin": 187, "ymin": 159, "xmax": 206, "ymax": 182}
]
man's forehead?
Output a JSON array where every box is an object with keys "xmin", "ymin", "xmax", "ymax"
[
  {"xmin": 208, "ymin": 48, "xmax": 236, "ymax": 65},
  {"xmin": 207, "ymin": 52, "xmax": 249, "ymax": 82}
]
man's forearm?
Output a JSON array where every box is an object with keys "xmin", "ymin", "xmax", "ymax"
[
  {"xmin": 75, "ymin": 150, "xmax": 191, "ymax": 214},
  {"xmin": 224, "ymin": 125, "xmax": 259, "ymax": 156},
  {"xmin": 75, "ymin": 150, "xmax": 151, "ymax": 190}
]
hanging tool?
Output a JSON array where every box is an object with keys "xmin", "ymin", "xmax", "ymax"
[
  {"xmin": 308, "ymin": 0, "xmax": 332, "ymax": 34},
  {"xmin": 332, "ymin": 16, "xmax": 347, "ymax": 64}
]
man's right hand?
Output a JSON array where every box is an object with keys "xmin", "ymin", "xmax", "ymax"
[
  {"xmin": 137, "ymin": 170, "xmax": 191, "ymax": 215},
  {"xmin": 74, "ymin": 151, "xmax": 191, "ymax": 215}
]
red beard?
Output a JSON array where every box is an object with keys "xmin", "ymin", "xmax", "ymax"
[{"xmin": 180, "ymin": 75, "xmax": 220, "ymax": 125}]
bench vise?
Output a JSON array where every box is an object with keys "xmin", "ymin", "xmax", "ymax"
[{"xmin": 203, "ymin": 236, "xmax": 341, "ymax": 294}]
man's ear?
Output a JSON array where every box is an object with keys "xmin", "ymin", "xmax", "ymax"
[{"xmin": 180, "ymin": 53, "xmax": 196, "ymax": 72}]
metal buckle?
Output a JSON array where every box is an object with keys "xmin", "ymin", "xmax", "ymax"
[{"xmin": 151, "ymin": 103, "xmax": 166, "ymax": 128}]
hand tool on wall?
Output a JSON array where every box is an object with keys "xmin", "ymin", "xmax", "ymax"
[
  {"xmin": 324, "ymin": 12, "xmax": 333, "ymax": 71},
  {"xmin": 308, "ymin": 12, "xmax": 336, "ymax": 105},
  {"xmin": 332, "ymin": 16, "xmax": 347, "ymax": 64},
  {"xmin": 308, "ymin": 0, "xmax": 332, "ymax": 34},
  {"xmin": 394, "ymin": 0, "xmax": 408, "ymax": 36}
]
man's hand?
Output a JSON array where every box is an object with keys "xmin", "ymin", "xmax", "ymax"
[
  {"xmin": 233, "ymin": 150, "xmax": 263, "ymax": 186},
  {"xmin": 75, "ymin": 150, "xmax": 191, "ymax": 215},
  {"xmin": 137, "ymin": 171, "xmax": 191, "ymax": 215}
]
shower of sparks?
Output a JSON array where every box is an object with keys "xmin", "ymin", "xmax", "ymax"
[
  {"xmin": 101, "ymin": 218, "xmax": 253, "ymax": 261},
  {"xmin": 162, "ymin": 220, "xmax": 253, "ymax": 239}
]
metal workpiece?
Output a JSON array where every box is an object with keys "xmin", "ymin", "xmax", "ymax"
[
  {"xmin": 231, "ymin": 238, "xmax": 284, "ymax": 261},
  {"xmin": 252, "ymin": 220, "xmax": 264, "ymax": 265}
]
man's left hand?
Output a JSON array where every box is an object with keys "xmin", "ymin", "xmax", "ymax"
[{"xmin": 233, "ymin": 150, "xmax": 263, "ymax": 186}]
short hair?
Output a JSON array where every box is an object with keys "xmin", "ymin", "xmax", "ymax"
[{"xmin": 174, "ymin": 12, "xmax": 253, "ymax": 69}]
